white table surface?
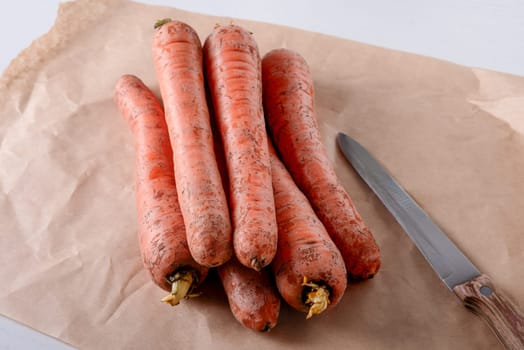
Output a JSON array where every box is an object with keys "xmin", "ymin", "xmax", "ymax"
[{"xmin": 1, "ymin": 0, "xmax": 523, "ymax": 349}]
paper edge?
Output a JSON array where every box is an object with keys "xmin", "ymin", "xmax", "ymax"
[
  {"xmin": 468, "ymin": 67, "xmax": 524, "ymax": 136},
  {"xmin": 0, "ymin": 0, "xmax": 124, "ymax": 107},
  {"xmin": 0, "ymin": 315, "xmax": 75, "ymax": 349}
]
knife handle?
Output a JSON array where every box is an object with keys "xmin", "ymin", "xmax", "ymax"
[{"xmin": 453, "ymin": 274, "xmax": 524, "ymax": 350}]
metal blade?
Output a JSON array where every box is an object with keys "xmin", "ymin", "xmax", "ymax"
[{"xmin": 337, "ymin": 132, "xmax": 480, "ymax": 289}]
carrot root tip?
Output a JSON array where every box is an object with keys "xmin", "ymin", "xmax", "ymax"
[
  {"xmin": 260, "ymin": 322, "xmax": 273, "ymax": 332},
  {"xmin": 161, "ymin": 271, "xmax": 196, "ymax": 307},
  {"xmin": 302, "ymin": 277, "xmax": 330, "ymax": 319},
  {"xmin": 250, "ymin": 257, "xmax": 263, "ymax": 271},
  {"xmin": 348, "ymin": 272, "xmax": 375, "ymax": 281}
]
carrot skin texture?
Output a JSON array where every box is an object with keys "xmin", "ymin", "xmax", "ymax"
[
  {"xmin": 218, "ymin": 257, "xmax": 280, "ymax": 331},
  {"xmin": 262, "ymin": 49, "xmax": 381, "ymax": 280},
  {"xmin": 152, "ymin": 20, "xmax": 232, "ymax": 267},
  {"xmin": 114, "ymin": 74, "xmax": 208, "ymax": 292},
  {"xmin": 212, "ymin": 104, "xmax": 280, "ymax": 331},
  {"xmin": 269, "ymin": 142, "xmax": 347, "ymax": 314},
  {"xmin": 203, "ymin": 25, "xmax": 278, "ymax": 271}
]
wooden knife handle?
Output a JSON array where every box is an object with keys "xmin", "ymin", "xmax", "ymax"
[{"xmin": 453, "ymin": 274, "xmax": 524, "ymax": 350}]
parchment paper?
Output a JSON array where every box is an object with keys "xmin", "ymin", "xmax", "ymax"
[{"xmin": 1, "ymin": 1, "xmax": 523, "ymax": 349}]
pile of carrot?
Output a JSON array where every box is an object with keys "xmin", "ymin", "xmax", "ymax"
[{"xmin": 114, "ymin": 18, "xmax": 381, "ymax": 332}]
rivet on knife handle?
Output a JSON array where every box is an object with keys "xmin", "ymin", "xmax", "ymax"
[{"xmin": 453, "ymin": 274, "xmax": 524, "ymax": 350}]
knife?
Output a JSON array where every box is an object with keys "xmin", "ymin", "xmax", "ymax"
[{"xmin": 337, "ymin": 132, "xmax": 524, "ymax": 350}]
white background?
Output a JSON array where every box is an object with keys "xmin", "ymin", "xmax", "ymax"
[
  {"xmin": 1, "ymin": 0, "xmax": 524, "ymax": 76},
  {"xmin": 1, "ymin": 0, "xmax": 523, "ymax": 349}
]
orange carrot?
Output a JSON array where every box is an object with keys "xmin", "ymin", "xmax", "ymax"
[
  {"xmin": 203, "ymin": 24, "xmax": 277, "ymax": 271},
  {"xmin": 210, "ymin": 105, "xmax": 281, "ymax": 331},
  {"xmin": 218, "ymin": 257, "xmax": 281, "ymax": 331},
  {"xmin": 269, "ymin": 142, "xmax": 347, "ymax": 319},
  {"xmin": 114, "ymin": 74, "xmax": 208, "ymax": 306},
  {"xmin": 262, "ymin": 49, "xmax": 381, "ymax": 280},
  {"xmin": 152, "ymin": 19, "xmax": 232, "ymax": 267}
]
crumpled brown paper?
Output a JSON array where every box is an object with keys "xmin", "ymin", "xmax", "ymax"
[{"xmin": 1, "ymin": 0, "xmax": 523, "ymax": 349}]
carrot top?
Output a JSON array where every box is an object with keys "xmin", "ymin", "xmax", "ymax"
[
  {"xmin": 154, "ymin": 18, "xmax": 172, "ymax": 29},
  {"xmin": 302, "ymin": 277, "xmax": 330, "ymax": 319},
  {"xmin": 161, "ymin": 270, "xmax": 201, "ymax": 306}
]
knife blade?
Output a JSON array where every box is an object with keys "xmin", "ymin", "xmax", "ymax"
[{"xmin": 337, "ymin": 131, "xmax": 524, "ymax": 350}]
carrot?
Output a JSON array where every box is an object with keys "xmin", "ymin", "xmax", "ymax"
[
  {"xmin": 269, "ymin": 142, "xmax": 347, "ymax": 319},
  {"xmin": 209, "ymin": 102, "xmax": 281, "ymax": 331},
  {"xmin": 218, "ymin": 257, "xmax": 280, "ymax": 331},
  {"xmin": 152, "ymin": 19, "xmax": 232, "ymax": 267},
  {"xmin": 203, "ymin": 24, "xmax": 277, "ymax": 271},
  {"xmin": 262, "ymin": 49, "xmax": 381, "ymax": 280},
  {"xmin": 114, "ymin": 74, "xmax": 208, "ymax": 306}
]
